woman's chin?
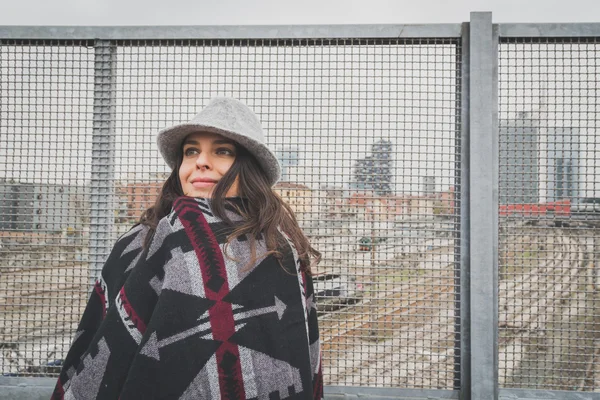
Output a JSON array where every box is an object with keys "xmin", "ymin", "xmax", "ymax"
[{"xmin": 185, "ymin": 189, "xmax": 214, "ymax": 199}]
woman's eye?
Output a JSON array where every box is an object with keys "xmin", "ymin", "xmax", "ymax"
[
  {"xmin": 216, "ymin": 148, "xmax": 234, "ymax": 156},
  {"xmin": 184, "ymin": 148, "xmax": 199, "ymax": 156}
]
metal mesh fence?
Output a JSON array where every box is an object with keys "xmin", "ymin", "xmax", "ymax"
[
  {"xmin": 0, "ymin": 38, "xmax": 462, "ymax": 389},
  {"xmin": 0, "ymin": 40, "xmax": 94, "ymax": 377},
  {"xmin": 498, "ymin": 37, "xmax": 600, "ymax": 391}
]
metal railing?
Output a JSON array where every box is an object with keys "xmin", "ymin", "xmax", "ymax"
[{"xmin": 1, "ymin": 12, "xmax": 599, "ymax": 400}]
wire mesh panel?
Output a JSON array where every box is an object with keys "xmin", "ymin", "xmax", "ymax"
[
  {"xmin": 1, "ymin": 37, "xmax": 462, "ymax": 390},
  {"xmin": 498, "ymin": 37, "xmax": 600, "ymax": 392},
  {"xmin": 0, "ymin": 40, "xmax": 95, "ymax": 376}
]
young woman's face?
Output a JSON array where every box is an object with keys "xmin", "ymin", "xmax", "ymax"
[{"xmin": 178, "ymin": 131, "xmax": 239, "ymax": 198}]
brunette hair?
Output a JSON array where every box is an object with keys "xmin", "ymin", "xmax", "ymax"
[{"xmin": 139, "ymin": 140, "xmax": 320, "ymax": 274}]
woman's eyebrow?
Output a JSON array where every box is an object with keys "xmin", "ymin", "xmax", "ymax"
[
  {"xmin": 213, "ymin": 139, "xmax": 235, "ymax": 145},
  {"xmin": 183, "ymin": 139, "xmax": 235, "ymax": 146}
]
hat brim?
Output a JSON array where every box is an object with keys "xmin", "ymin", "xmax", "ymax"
[{"xmin": 157, "ymin": 123, "xmax": 281, "ymax": 187}]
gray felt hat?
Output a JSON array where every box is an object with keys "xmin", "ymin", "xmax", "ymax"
[{"xmin": 157, "ymin": 97, "xmax": 281, "ymax": 186}]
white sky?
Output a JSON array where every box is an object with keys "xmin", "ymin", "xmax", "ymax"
[{"xmin": 1, "ymin": 0, "xmax": 599, "ymax": 25}]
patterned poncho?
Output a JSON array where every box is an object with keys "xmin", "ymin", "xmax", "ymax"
[{"xmin": 52, "ymin": 196, "xmax": 323, "ymax": 400}]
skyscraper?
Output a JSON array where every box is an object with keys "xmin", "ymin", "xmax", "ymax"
[
  {"xmin": 499, "ymin": 115, "xmax": 540, "ymax": 204},
  {"xmin": 545, "ymin": 128, "xmax": 580, "ymax": 202}
]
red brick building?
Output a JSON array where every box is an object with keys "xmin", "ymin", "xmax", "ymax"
[{"xmin": 116, "ymin": 181, "xmax": 163, "ymax": 218}]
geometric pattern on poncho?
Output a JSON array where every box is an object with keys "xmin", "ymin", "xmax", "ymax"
[{"xmin": 52, "ymin": 196, "xmax": 323, "ymax": 400}]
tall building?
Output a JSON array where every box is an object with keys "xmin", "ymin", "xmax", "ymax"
[
  {"xmin": 499, "ymin": 115, "xmax": 540, "ymax": 204},
  {"xmin": 500, "ymin": 113, "xmax": 582, "ymax": 205},
  {"xmin": 544, "ymin": 128, "xmax": 580, "ymax": 202},
  {"xmin": 350, "ymin": 139, "xmax": 394, "ymax": 195}
]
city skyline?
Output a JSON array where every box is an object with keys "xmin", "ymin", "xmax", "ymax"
[{"xmin": 1, "ymin": 33, "xmax": 599, "ymax": 199}]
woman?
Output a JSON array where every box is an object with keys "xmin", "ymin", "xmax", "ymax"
[{"xmin": 52, "ymin": 97, "xmax": 323, "ymax": 400}]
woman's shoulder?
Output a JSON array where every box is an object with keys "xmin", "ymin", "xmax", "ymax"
[
  {"xmin": 100, "ymin": 223, "xmax": 150, "ymax": 284},
  {"xmin": 106, "ymin": 223, "xmax": 151, "ymax": 260},
  {"xmin": 116, "ymin": 223, "xmax": 151, "ymax": 245}
]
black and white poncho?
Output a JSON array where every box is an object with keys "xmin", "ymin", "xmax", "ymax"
[{"xmin": 52, "ymin": 196, "xmax": 323, "ymax": 400}]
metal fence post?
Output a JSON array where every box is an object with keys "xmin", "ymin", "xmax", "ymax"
[
  {"xmin": 90, "ymin": 40, "xmax": 116, "ymax": 282},
  {"xmin": 458, "ymin": 20, "xmax": 472, "ymax": 400},
  {"xmin": 468, "ymin": 12, "xmax": 499, "ymax": 400}
]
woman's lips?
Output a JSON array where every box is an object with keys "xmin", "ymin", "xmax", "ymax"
[{"xmin": 191, "ymin": 179, "xmax": 217, "ymax": 188}]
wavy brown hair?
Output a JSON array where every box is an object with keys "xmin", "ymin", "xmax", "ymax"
[{"xmin": 139, "ymin": 140, "xmax": 320, "ymax": 274}]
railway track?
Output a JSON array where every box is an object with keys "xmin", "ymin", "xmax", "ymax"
[
  {"xmin": 0, "ymin": 263, "xmax": 89, "ymax": 344},
  {"xmin": 320, "ymin": 265, "xmax": 457, "ymax": 387},
  {"xmin": 498, "ymin": 228, "xmax": 600, "ymax": 390},
  {"xmin": 320, "ymin": 227, "xmax": 600, "ymax": 389},
  {"xmin": 2, "ymin": 226, "xmax": 599, "ymax": 389}
]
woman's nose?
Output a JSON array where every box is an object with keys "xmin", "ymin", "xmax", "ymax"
[{"xmin": 195, "ymin": 152, "xmax": 211, "ymax": 169}]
